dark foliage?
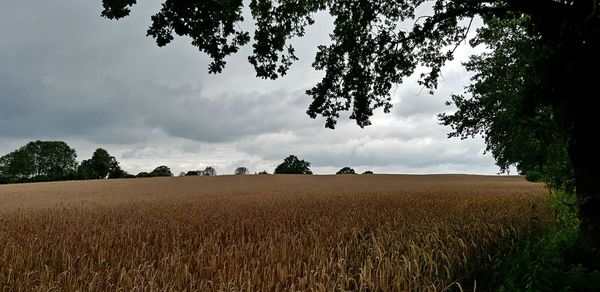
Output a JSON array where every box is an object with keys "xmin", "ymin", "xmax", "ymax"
[
  {"xmin": 274, "ymin": 155, "xmax": 312, "ymax": 174},
  {"xmin": 336, "ymin": 167, "xmax": 356, "ymax": 175},
  {"xmin": 234, "ymin": 167, "xmax": 249, "ymax": 175},
  {"xmin": 150, "ymin": 165, "xmax": 173, "ymax": 177},
  {"xmin": 78, "ymin": 148, "xmax": 128, "ymax": 179},
  {"xmin": 136, "ymin": 172, "xmax": 151, "ymax": 178},
  {"xmin": 0, "ymin": 141, "xmax": 77, "ymax": 182},
  {"xmin": 203, "ymin": 166, "xmax": 217, "ymax": 176}
]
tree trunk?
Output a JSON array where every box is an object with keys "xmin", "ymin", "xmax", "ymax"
[
  {"xmin": 570, "ymin": 110, "xmax": 600, "ymax": 245},
  {"xmin": 559, "ymin": 18, "xmax": 600, "ymax": 245}
]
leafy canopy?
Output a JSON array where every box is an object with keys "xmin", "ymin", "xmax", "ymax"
[
  {"xmin": 439, "ymin": 14, "xmax": 574, "ymax": 189},
  {"xmin": 78, "ymin": 148, "xmax": 127, "ymax": 179},
  {"xmin": 100, "ymin": 0, "xmax": 520, "ymax": 128},
  {"xmin": 275, "ymin": 155, "xmax": 312, "ymax": 174},
  {"xmin": 336, "ymin": 167, "xmax": 356, "ymax": 175},
  {"xmin": 235, "ymin": 167, "xmax": 249, "ymax": 175},
  {"xmin": 203, "ymin": 166, "xmax": 217, "ymax": 176},
  {"xmin": 150, "ymin": 165, "xmax": 173, "ymax": 177}
]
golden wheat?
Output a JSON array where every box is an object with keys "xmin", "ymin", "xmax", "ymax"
[{"xmin": 0, "ymin": 175, "xmax": 550, "ymax": 291}]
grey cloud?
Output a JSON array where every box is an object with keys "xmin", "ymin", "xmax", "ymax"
[
  {"xmin": 0, "ymin": 1, "xmax": 500, "ymax": 175},
  {"xmin": 0, "ymin": 1, "xmax": 321, "ymax": 145},
  {"xmin": 392, "ymin": 65, "xmax": 472, "ymax": 119}
]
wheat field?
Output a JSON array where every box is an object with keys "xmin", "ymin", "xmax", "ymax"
[{"xmin": 0, "ymin": 175, "xmax": 550, "ymax": 291}]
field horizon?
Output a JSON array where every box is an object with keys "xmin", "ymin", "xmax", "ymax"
[{"xmin": 0, "ymin": 174, "xmax": 536, "ymax": 212}]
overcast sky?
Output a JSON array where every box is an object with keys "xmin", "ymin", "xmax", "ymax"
[{"xmin": 0, "ymin": 1, "xmax": 503, "ymax": 175}]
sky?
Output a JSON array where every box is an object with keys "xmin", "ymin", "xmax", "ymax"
[{"xmin": 0, "ymin": 1, "xmax": 503, "ymax": 176}]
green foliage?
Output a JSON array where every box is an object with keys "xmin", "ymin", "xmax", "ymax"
[
  {"xmin": 549, "ymin": 190, "xmax": 580, "ymax": 230},
  {"xmin": 136, "ymin": 172, "xmax": 151, "ymax": 178},
  {"xmin": 185, "ymin": 170, "xmax": 200, "ymax": 176},
  {"xmin": 525, "ymin": 170, "xmax": 543, "ymax": 182},
  {"xmin": 108, "ymin": 159, "xmax": 128, "ymax": 179},
  {"xmin": 0, "ymin": 141, "xmax": 77, "ymax": 182},
  {"xmin": 77, "ymin": 159, "xmax": 93, "ymax": 180},
  {"xmin": 362, "ymin": 170, "xmax": 374, "ymax": 174},
  {"xmin": 482, "ymin": 191, "xmax": 600, "ymax": 291},
  {"xmin": 90, "ymin": 148, "xmax": 112, "ymax": 178},
  {"xmin": 274, "ymin": 155, "xmax": 312, "ymax": 174},
  {"xmin": 336, "ymin": 167, "xmax": 356, "ymax": 175},
  {"xmin": 150, "ymin": 165, "xmax": 173, "ymax": 177},
  {"xmin": 203, "ymin": 166, "xmax": 217, "ymax": 176},
  {"xmin": 78, "ymin": 148, "xmax": 127, "ymax": 179},
  {"xmin": 438, "ymin": 15, "xmax": 574, "ymax": 191},
  {"xmin": 234, "ymin": 167, "xmax": 249, "ymax": 175},
  {"xmin": 102, "ymin": 0, "xmax": 249, "ymax": 74}
]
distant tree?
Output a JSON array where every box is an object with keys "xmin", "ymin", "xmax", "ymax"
[
  {"xmin": 0, "ymin": 141, "xmax": 77, "ymax": 182},
  {"xmin": 136, "ymin": 172, "xmax": 151, "ymax": 178},
  {"xmin": 108, "ymin": 157, "xmax": 128, "ymax": 179},
  {"xmin": 336, "ymin": 167, "xmax": 356, "ymax": 175},
  {"xmin": 203, "ymin": 166, "xmax": 216, "ymax": 176},
  {"xmin": 77, "ymin": 159, "xmax": 94, "ymax": 180},
  {"xmin": 150, "ymin": 165, "xmax": 173, "ymax": 177},
  {"xmin": 234, "ymin": 167, "xmax": 249, "ymax": 175},
  {"xmin": 258, "ymin": 170, "xmax": 269, "ymax": 175},
  {"xmin": 78, "ymin": 148, "xmax": 125, "ymax": 179},
  {"xmin": 179, "ymin": 171, "xmax": 186, "ymax": 177},
  {"xmin": 88, "ymin": 148, "xmax": 112, "ymax": 179},
  {"xmin": 274, "ymin": 155, "xmax": 312, "ymax": 174},
  {"xmin": 185, "ymin": 170, "xmax": 200, "ymax": 176},
  {"xmin": 362, "ymin": 170, "xmax": 374, "ymax": 175},
  {"xmin": 0, "ymin": 148, "xmax": 34, "ymax": 180}
]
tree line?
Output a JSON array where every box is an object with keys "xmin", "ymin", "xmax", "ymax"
[
  {"xmin": 0, "ymin": 141, "xmax": 179, "ymax": 184},
  {"xmin": 0, "ymin": 141, "xmax": 373, "ymax": 184}
]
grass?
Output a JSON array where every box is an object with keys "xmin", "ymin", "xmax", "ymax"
[
  {"xmin": 0, "ymin": 174, "xmax": 552, "ymax": 290},
  {"xmin": 480, "ymin": 190, "xmax": 600, "ymax": 291}
]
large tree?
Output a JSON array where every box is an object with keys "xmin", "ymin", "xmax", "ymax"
[
  {"xmin": 100, "ymin": 1, "xmax": 600, "ymax": 242},
  {"xmin": 439, "ymin": 15, "xmax": 575, "ymax": 191}
]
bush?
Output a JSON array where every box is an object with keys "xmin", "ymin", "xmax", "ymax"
[
  {"xmin": 525, "ymin": 170, "xmax": 544, "ymax": 182},
  {"xmin": 136, "ymin": 172, "xmax": 151, "ymax": 178},
  {"xmin": 482, "ymin": 190, "xmax": 600, "ymax": 291},
  {"xmin": 336, "ymin": 167, "xmax": 356, "ymax": 175},
  {"xmin": 363, "ymin": 170, "xmax": 374, "ymax": 174}
]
